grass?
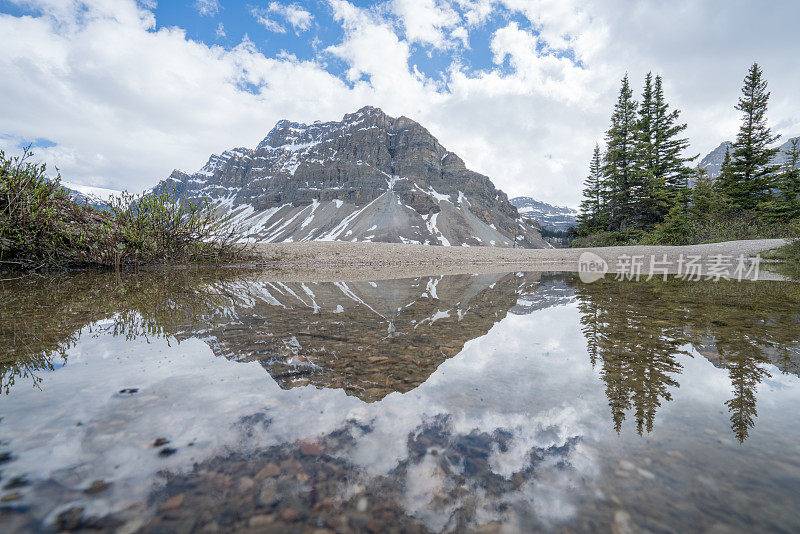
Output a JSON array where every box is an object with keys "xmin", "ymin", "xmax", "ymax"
[{"xmin": 0, "ymin": 148, "xmax": 251, "ymax": 270}]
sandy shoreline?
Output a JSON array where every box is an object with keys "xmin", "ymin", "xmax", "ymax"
[{"xmin": 252, "ymin": 239, "xmax": 789, "ymax": 281}]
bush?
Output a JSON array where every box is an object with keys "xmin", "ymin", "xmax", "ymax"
[
  {"xmin": 640, "ymin": 210, "xmax": 789, "ymax": 246},
  {"xmin": 106, "ymin": 189, "xmax": 245, "ymax": 267},
  {"xmin": 0, "ymin": 148, "xmax": 249, "ymax": 269},
  {"xmin": 571, "ymin": 230, "xmax": 643, "ymax": 248},
  {"xmin": 638, "ymin": 206, "xmax": 694, "ymax": 245},
  {"xmin": 0, "ymin": 148, "xmax": 109, "ymax": 267}
]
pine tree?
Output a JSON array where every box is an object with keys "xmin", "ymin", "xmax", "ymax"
[
  {"xmin": 760, "ymin": 139, "xmax": 800, "ymax": 221},
  {"xmin": 633, "ymin": 72, "xmax": 661, "ymax": 227},
  {"xmin": 603, "ymin": 75, "xmax": 639, "ymax": 231},
  {"xmin": 652, "ymin": 75, "xmax": 695, "ymax": 212},
  {"xmin": 718, "ymin": 62, "xmax": 781, "ymax": 210},
  {"xmin": 577, "ymin": 144, "xmax": 604, "ymax": 232},
  {"xmin": 718, "ymin": 145, "xmax": 734, "ymax": 187},
  {"xmin": 633, "ymin": 74, "xmax": 695, "ymax": 229},
  {"xmin": 693, "ymin": 167, "xmax": 728, "ymax": 220}
]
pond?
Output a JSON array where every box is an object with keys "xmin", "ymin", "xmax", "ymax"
[{"xmin": 1, "ymin": 270, "xmax": 800, "ymax": 532}]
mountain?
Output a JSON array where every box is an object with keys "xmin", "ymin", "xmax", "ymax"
[
  {"xmin": 510, "ymin": 196, "xmax": 577, "ymax": 231},
  {"xmin": 154, "ymin": 106, "xmax": 547, "ymax": 248},
  {"xmin": 697, "ymin": 141, "xmax": 733, "ymax": 178},
  {"xmin": 699, "ymin": 136, "xmax": 799, "ymax": 178},
  {"xmin": 60, "ymin": 181, "xmax": 119, "ymax": 210}
]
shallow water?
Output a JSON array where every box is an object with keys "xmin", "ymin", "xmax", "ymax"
[{"xmin": 1, "ymin": 270, "xmax": 800, "ymax": 532}]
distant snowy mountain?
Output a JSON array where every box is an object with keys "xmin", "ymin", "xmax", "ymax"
[
  {"xmin": 61, "ymin": 181, "xmax": 119, "ymax": 208},
  {"xmin": 697, "ymin": 141, "xmax": 733, "ymax": 179},
  {"xmin": 153, "ymin": 106, "xmax": 547, "ymax": 248},
  {"xmin": 510, "ymin": 197, "xmax": 577, "ymax": 231},
  {"xmin": 699, "ymin": 136, "xmax": 799, "ymax": 178},
  {"xmin": 46, "ymin": 178, "xmax": 119, "ymax": 210}
]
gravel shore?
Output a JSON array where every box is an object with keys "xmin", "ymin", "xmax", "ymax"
[{"xmin": 253, "ymin": 239, "xmax": 789, "ymax": 281}]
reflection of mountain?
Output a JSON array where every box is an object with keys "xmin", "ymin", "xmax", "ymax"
[
  {"xmin": 1, "ymin": 270, "xmax": 556, "ymax": 402},
  {"xmin": 5, "ymin": 272, "xmax": 800, "ymax": 532},
  {"xmin": 510, "ymin": 277, "xmax": 574, "ymax": 314},
  {"xmin": 182, "ymin": 272, "xmax": 544, "ymax": 402},
  {"xmin": 5, "ymin": 270, "xmax": 800, "ymax": 442},
  {"xmin": 574, "ymin": 279, "xmax": 800, "ymax": 441}
]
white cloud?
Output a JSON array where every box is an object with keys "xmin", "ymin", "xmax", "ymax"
[
  {"xmin": 0, "ymin": 0, "xmax": 359, "ymax": 191},
  {"xmin": 0, "ymin": 0, "xmax": 798, "ymax": 207},
  {"xmin": 271, "ymin": 2, "xmax": 313, "ymax": 32},
  {"xmin": 455, "ymin": 0, "xmax": 495, "ymax": 27},
  {"xmin": 251, "ymin": 8, "xmax": 286, "ymax": 34},
  {"xmin": 251, "ymin": 2, "xmax": 314, "ymax": 34},
  {"xmin": 194, "ymin": 0, "xmax": 219, "ymax": 17},
  {"xmin": 391, "ymin": 0, "xmax": 464, "ymax": 49}
]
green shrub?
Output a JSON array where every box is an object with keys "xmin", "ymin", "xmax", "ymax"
[
  {"xmin": 106, "ymin": 189, "xmax": 245, "ymax": 267},
  {"xmin": 0, "ymin": 147, "xmax": 108, "ymax": 267},
  {"xmin": 571, "ymin": 230, "xmax": 643, "ymax": 248},
  {"xmin": 638, "ymin": 206, "xmax": 694, "ymax": 245},
  {"xmin": 639, "ymin": 210, "xmax": 789, "ymax": 246},
  {"xmin": 0, "ymin": 148, "xmax": 249, "ymax": 269}
]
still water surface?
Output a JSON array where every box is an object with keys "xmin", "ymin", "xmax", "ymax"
[{"xmin": 1, "ymin": 270, "xmax": 799, "ymax": 532}]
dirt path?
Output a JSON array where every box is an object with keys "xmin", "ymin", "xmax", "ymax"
[{"xmin": 253, "ymin": 239, "xmax": 789, "ymax": 281}]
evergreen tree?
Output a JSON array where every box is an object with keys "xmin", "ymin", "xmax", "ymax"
[
  {"xmin": 603, "ymin": 75, "xmax": 639, "ymax": 231},
  {"xmin": 718, "ymin": 62, "xmax": 781, "ymax": 210},
  {"xmin": 633, "ymin": 72, "xmax": 661, "ymax": 227},
  {"xmin": 759, "ymin": 139, "xmax": 800, "ymax": 222},
  {"xmin": 634, "ymin": 74, "xmax": 695, "ymax": 228},
  {"xmin": 692, "ymin": 167, "xmax": 729, "ymax": 220},
  {"xmin": 718, "ymin": 145, "xmax": 734, "ymax": 188},
  {"xmin": 576, "ymin": 144, "xmax": 604, "ymax": 232},
  {"xmin": 652, "ymin": 75, "xmax": 695, "ymax": 211}
]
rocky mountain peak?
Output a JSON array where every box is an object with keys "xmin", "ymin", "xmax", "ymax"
[
  {"xmin": 342, "ymin": 105, "xmax": 388, "ymax": 123},
  {"xmin": 510, "ymin": 197, "xmax": 577, "ymax": 231},
  {"xmin": 154, "ymin": 107, "xmax": 547, "ymax": 248},
  {"xmin": 699, "ymin": 137, "xmax": 798, "ymax": 178}
]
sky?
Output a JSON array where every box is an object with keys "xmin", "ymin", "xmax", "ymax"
[{"xmin": 1, "ymin": 0, "xmax": 798, "ymax": 208}]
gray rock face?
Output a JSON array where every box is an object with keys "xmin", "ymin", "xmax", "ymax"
[
  {"xmin": 510, "ymin": 196, "xmax": 577, "ymax": 231},
  {"xmin": 698, "ymin": 141, "xmax": 733, "ymax": 179},
  {"xmin": 699, "ymin": 137, "xmax": 799, "ymax": 178},
  {"xmin": 154, "ymin": 106, "xmax": 546, "ymax": 248}
]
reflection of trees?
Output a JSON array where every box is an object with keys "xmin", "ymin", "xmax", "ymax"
[
  {"xmin": 720, "ymin": 343, "xmax": 770, "ymax": 442},
  {"xmin": 682, "ymin": 282, "xmax": 800, "ymax": 442},
  {"xmin": 0, "ymin": 270, "xmax": 252, "ymax": 394},
  {"xmin": 576, "ymin": 281, "xmax": 687, "ymax": 435},
  {"xmin": 575, "ymin": 278, "xmax": 800, "ymax": 442}
]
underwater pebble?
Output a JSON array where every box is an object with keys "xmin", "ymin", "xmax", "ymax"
[{"xmin": 161, "ymin": 493, "xmax": 185, "ymax": 511}]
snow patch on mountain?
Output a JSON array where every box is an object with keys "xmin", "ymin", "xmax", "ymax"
[{"xmin": 510, "ymin": 197, "xmax": 577, "ymax": 231}]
